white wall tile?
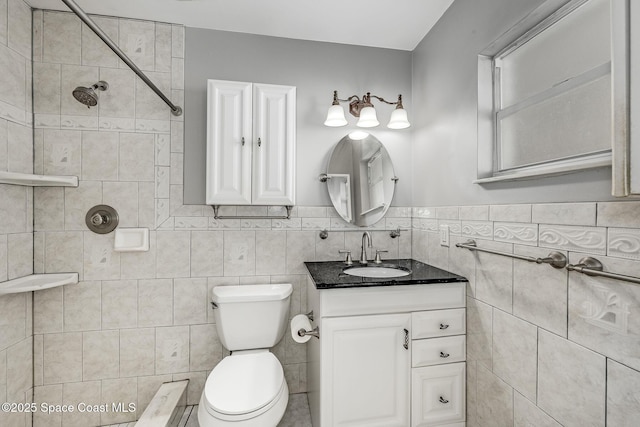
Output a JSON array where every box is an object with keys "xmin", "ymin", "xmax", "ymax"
[
  {"xmin": 82, "ymin": 330, "xmax": 119, "ymax": 380},
  {"xmin": 61, "ymin": 380, "xmax": 101, "ymax": 427},
  {"xmin": 119, "ymin": 132, "xmax": 155, "ymax": 182},
  {"xmin": 155, "ymin": 325, "xmax": 189, "ymax": 374},
  {"xmin": 43, "ymin": 129, "xmax": 82, "ymax": 177},
  {"xmin": 100, "ymin": 377, "xmax": 137, "ymax": 424},
  {"xmin": 190, "ymin": 231, "xmax": 223, "ymax": 277},
  {"xmin": 120, "ymin": 328, "xmax": 155, "ymax": 378},
  {"xmin": 597, "ymin": 201, "xmax": 640, "ymax": 228},
  {"xmin": 568, "ymin": 254, "xmax": 640, "ymax": 371},
  {"xmin": 156, "ymin": 231, "xmax": 190, "ymax": 278},
  {"xmin": 492, "ymin": 310, "xmax": 537, "ymax": 401},
  {"xmin": 286, "ymin": 231, "xmax": 315, "ymax": 274},
  {"xmin": 102, "ymin": 280, "xmax": 137, "ymax": 329},
  {"xmin": 0, "ymin": 0, "xmax": 7, "ymax": 46},
  {"xmin": 173, "ymin": 278, "xmax": 207, "ymax": 325},
  {"xmin": 81, "ymin": 130, "xmax": 119, "ymax": 181},
  {"xmin": 607, "ymin": 360, "xmax": 640, "ymax": 426},
  {"xmin": 42, "ymin": 11, "xmax": 81, "ymax": 65},
  {"xmin": 43, "ymin": 332, "xmax": 83, "ymax": 384},
  {"xmin": 7, "ymin": 232, "xmax": 31, "ymax": 279},
  {"xmin": 223, "ymin": 230, "xmax": 256, "ymax": 276},
  {"xmin": 489, "ymin": 204, "xmax": 532, "ymax": 223},
  {"xmin": 81, "ymin": 16, "xmax": 119, "ymax": 68},
  {"xmin": 43, "ymin": 231, "xmax": 83, "ymax": 276},
  {"xmin": 118, "ymin": 19, "xmax": 155, "ymax": 72},
  {"xmin": 189, "ymin": 324, "xmax": 221, "ymax": 372},
  {"xmin": 155, "ymin": 23, "xmax": 171, "ymax": 72},
  {"xmin": 475, "ymin": 240, "xmax": 513, "ymax": 313},
  {"xmin": 98, "ymin": 67, "xmax": 135, "ymax": 118},
  {"xmin": 63, "ymin": 281, "xmax": 101, "ymax": 332},
  {"xmin": 103, "ymin": 181, "xmax": 139, "ymax": 227},
  {"xmin": 138, "ymin": 279, "xmax": 173, "ymax": 327},
  {"xmin": 83, "ymin": 231, "xmax": 121, "ymax": 281},
  {"xmin": 477, "ymin": 364, "xmax": 513, "ymax": 427},
  {"xmin": 34, "ymin": 286, "xmax": 63, "ymax": 334},
  {"xmin": 0, "ymin": 44, "xmax": 26, "ymax": 110},
  {"xmin": 537, "ymin": 330, "xmax": 605, "ymax": 427},
  {"xmin": 532, "ymin": 202, "xmax": 597, "ymax": 226},
  {"xmin": 514, "ymin": 392, "xmax": 561, "ymax": 427},
  {"xmin": 60, "ymin": 65, "xmax": 99, "ymax": 117},
  {"xmin": 6, "ymin": 336, "xmax": 32, "ymax": 402},
  {"xmin": 7, "ymin": 0, "xmax": 31, "ymax": 59}
]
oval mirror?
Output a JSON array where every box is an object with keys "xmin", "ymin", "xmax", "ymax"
[{"xmin": 324, "ymin": 133, "xmax": 396, "ymax": 226}]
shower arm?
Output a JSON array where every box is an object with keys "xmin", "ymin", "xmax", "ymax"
[{"xmin": 60, "ymin": 0, "xmax": 183, "ymax": 116}]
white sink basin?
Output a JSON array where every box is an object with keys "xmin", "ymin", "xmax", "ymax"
[{"xmin": 343, "ymin": 265, "xmax": 411, "ymax": 278}]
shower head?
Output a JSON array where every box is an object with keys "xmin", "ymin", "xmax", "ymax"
[{"xmin": 72, "ymin": 81, "xmax": 108, "ymax": 108}]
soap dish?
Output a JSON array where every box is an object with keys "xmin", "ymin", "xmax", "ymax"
[{"xmin": 114, "ymin": 228, "xmax": 149, "ymax": 252}]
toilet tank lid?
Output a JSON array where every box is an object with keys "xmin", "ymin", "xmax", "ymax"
[{"xmin": 212, "ymin": 283, "xmax": 292, "ymax": 303}]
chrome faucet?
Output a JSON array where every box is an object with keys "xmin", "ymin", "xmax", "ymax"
[{"xmin": 360, "ymin": 231, "xmax": 372, "ymax": 264}]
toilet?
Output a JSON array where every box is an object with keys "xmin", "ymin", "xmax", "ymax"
[{"xmin": 198, "ymin": 283, "xmax": 293, "ymax": 427}]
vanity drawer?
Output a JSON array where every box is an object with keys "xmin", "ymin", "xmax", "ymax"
[
  {"xmin": 412, "ymin": 335, "xmax": 466, "ymax": 367},
  {"xmin": 411, "ymin": 362, "xmax": 465, "ymax": 427},
  {"xmin": 412, "ymin": 308, "xmax": 465, "ymax": 339}
]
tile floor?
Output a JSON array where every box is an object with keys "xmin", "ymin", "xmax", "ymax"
[{"xmin": 103, "ymin": 393, "xmax": 312, "ymax": 427}]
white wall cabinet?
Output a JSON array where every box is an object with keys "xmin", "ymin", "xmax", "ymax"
[
  {"xmin": 206, "ymin": 79, "xmax": 296, "ymax": 205},
  {"xmin": 306, "ymin": 282, "xmax": 467, "ymax": 427}
]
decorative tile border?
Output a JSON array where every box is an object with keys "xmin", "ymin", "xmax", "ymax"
[
  {"xmin": 608, "ymin": 228, "xmax": 640, "ymax": 261},
  {"xmin": 539, "ymin": 225, "xmax": 607, "ymax": 255},
  {"xmin": 494, "ymin": 222, "xmax": 538, "ymax": 246}
]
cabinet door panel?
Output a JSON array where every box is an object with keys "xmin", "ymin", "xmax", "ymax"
[
  {"xmin": 252, "ymin": 83, "xmax": 296, "ymax": 205},
  {"xmin": 412, "ymin": 363, "xmax": 465, "ymax": 427},
  {"xmin": 322, "ymin": 313, "xmax": 410, "ymax": 427},
  {"xmin": 206, "ymin": 80, "xmax": 252, "ymax": 204}
]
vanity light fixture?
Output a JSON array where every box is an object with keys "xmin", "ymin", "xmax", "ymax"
[{"xmin": 323, "ymin": 90, "xmax": 410, "ymax": 129}]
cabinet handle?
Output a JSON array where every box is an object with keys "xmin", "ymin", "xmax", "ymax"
[
  {"xmin": 258, "ymin": 137, "xmax": 262, "ymax": 147},
  {"xmin": 440, "ymin": 351, "xmax": 450, "ymax": 358},
  {"xmin": 403, "ymin": 328, "xmax": 409, "ymax": 350},
  {"xmin": 439, "ymin": 323, "xmax": 449, "ymax": 330},
  {"xmin": 241, "ymin": 137, "xmax": 245, "ymax": 146},
  {"xmin": 439, "ymin": 396, "xmax": 449, "ymax": 404}
]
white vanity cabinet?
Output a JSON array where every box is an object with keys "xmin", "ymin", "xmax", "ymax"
[
  {"xmin": 205, "ymin": 79, "xmax": 296, "ymax": 205},
  {"xmin": 306, "ymin": 280, "xmax": 467, "ymax": 427}
]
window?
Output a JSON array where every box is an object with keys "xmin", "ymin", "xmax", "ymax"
[{"xmin": 477, "ymin": 0, "xmax": 615, "ymax": 182}]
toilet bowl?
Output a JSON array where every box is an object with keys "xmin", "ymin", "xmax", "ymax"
[
  {"xmin": 198, "ymin": 351, "xmax": 288, "ymax": 426},
  {"xmin": 198, "ymin": 284, "xmax": 293, "ymax": 427}
]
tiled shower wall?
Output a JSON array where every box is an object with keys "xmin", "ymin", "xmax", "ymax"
[
  {"xmin": 0, "ymin": 0, "xmax": 34, "ymax": 426},
  {"xmin": 412, "ymin": 201, "xmax": 640, "ymax": 426},
  {"xmin": 30, "ymin": 10, "xmax": 412, "ymax": 426}
]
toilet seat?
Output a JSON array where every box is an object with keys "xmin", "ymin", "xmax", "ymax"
[{"xmin": 203, "ymin": 351, "xmax": 285, "ymax": 421}]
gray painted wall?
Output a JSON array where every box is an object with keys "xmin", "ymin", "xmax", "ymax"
[
  {"xmin": 411, "ymin": 0, "xmax": 618, "ymax": 207},
  {"xmin": 184, "ymin": 28, "xmax": 413, "ymax": 206}
]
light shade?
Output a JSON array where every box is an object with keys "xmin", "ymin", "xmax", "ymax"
[
  {"xmin": 356, "ymin": 106, "xmax": 380, "ymax": 128},
  {"xmin": 324, "ymin": 104, "xmax": 348, "ymax": 127},
  {"xmin": 387, "ymin": 108, "xmax": 410, "ymax": 129},
  {"xmin": 348, "ymin": 131, "xmax": 370, "ymax": 140}
]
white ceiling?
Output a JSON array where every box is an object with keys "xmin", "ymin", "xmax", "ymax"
[{"xmin": 24, "ymin": 0, "xmax": 454, "ymax": 51}]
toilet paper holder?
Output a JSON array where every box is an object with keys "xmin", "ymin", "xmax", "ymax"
[
  {"xmin": 297, "ymin": 311, "xmax": 319, "ymax": 339},
  {"xmin": 298, "ymin": 325, "xmax": 320, "ymax": 339}
]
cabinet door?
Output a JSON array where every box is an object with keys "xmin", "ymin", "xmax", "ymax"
[
  {"xmin": 252, "ymin": 83, "xmax": 296, "ymax": 205},
  {"xmin": 206, "ymin": 80, "xmax": 252, "ymax": 205},
  {"xmin": 412, "ymin": 362, "xmax": 465, "ymax": 427},
  {"xmin": 322, "ymin": 313, "xmax": 410, "ymax": 427}
]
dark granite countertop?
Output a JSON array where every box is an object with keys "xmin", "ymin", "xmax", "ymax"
[{"xmin": 304, "ymin": 259, "xmax": 467, "ymax": 289}]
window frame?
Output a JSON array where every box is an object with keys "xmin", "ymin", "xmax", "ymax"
[{"xmin": 475, "ymin": 0, "xmax": 627, "ymax": 184}]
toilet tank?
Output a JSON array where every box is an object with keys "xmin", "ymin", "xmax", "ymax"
[{"xmin": 212, "ymin": 284, "xmax": 292, "ymax": 351}]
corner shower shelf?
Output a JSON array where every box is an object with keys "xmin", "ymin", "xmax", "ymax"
[
  {"xmin": 0, "ymin": 171, "xmax": 78, "ymax": 187},
  {"xmin": 0, "ymin": 273, "xmax": 79, "ymax": 295}
]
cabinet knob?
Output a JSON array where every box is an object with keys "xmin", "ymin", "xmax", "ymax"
[
  {"xmin": 439, "ymin": 396, "xmax": 449, "ymax": 404},
  {"xmin": 439, "ymin": 323, "xmax": 449, "ymax": 330},
  {"xmin": 440, "ymin": 351, "xmax": 450, "ymax": 358}
]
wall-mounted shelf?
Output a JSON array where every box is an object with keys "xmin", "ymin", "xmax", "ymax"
[
  {"xmin": 0, "ymin": 273, "xmax": 79, "ymax": 295},
  {"xmin": 0, "ymin": 171, "xmax": 78, "ymax": 187}
]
